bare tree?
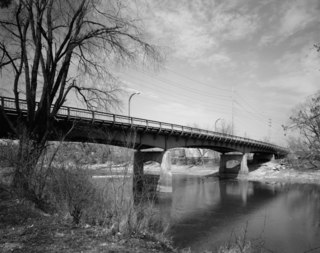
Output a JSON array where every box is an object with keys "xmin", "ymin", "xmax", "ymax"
[
  {"xmin": 0, "ymin": 0, "xmax": 161, "ymax": 194},
  {"xmin": 216, "ymin": 120, "xmax": 233, "ymax": 134},
  {"xmin": 188, "ymin": 123, "xmax": 212, "ymax": 165},
  {"xmin": 285, "ymin": 91, "xmax": 320, "ymax": 168}
]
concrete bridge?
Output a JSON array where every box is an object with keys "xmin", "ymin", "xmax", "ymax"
[{"xmin": 0, "ymin": 97, "xmax": 288, "ymax": 191}]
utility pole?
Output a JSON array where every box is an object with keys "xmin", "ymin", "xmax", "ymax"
[
  {"xmin": 268, "ymin": 118, "xmax": 272, "ymax": 141},
  {"xmin": 231, "ymin": 86, "xmax": 234, "ymax": 135}
]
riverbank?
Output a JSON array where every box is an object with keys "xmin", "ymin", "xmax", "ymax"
[
  {"xmin": 247, "ymin": 161, "xmax": 320, "ymax": 185},
  {"xmin": 92, "ymin": 160, "xmax": 320, "ymax": 185},
  {"xmin": 0, "ymin": 185, "xmax": 175, "ymax": 253},
  {"xmin": 154, "ymin": 160, "xmax": 320, "ymax": 185}
]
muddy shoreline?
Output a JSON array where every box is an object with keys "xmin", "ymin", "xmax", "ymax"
[
  {"xmin": 246, "ymin": 161, "xmax": 320, "ymax": 185},
  {"xmin": 159, "ymin": 161, "xmax": 320, "ymax": 185}
]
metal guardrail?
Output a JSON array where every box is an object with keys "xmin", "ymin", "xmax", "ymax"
[{"xmin": 0, "ymin": 96, "xmax": 288, "ymax": 153}]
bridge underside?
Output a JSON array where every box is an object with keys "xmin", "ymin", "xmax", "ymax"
[
  {"xmin": 0, "ymin": 112, "xmax": 287, "ymax": 157},
  {"xmin": 0, "ymin": 113, "xmax": 287, "ymax": 191}
]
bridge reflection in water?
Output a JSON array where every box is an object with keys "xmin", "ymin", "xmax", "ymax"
[{"xmin": 158, "ymin": 176, "xmax": 320, "ymax": 253}]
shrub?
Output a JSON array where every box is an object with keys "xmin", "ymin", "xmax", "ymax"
[
  {"xmin": 0, "ymin": 140, "xmax": 18, "ymax": 167},
  {"xmin": 50, "ymin": 167, "xmax": 98, "ymax": 224}
]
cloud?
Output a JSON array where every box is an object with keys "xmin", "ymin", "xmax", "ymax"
[
  {"xmin": 259, "ymin": 35, "xmax": 275, "ymax": 47},
  {"xmin": 192, "ymin": 52, "xmax": 236, "ymax": 69},
  {"xmin": 275, "ymin": 45, "xmax": 320, "ymax": 75},
  {"xmin": 257, "ymin": 73, "xmax": 319, "ymax": 99},
  {"xmin": 209, "ymin": 10, "xmax": 259, "ymax": 41},
  {"xmin": 144, "ymin": 5, "xmax": 217, "ymax": 61},
  {"xmin": 259, "ymin": 0, "xmax": 320, "ymax": 46},
  {"xmin": 279, "ymin": 1, "xmax": 317, "ymax": 37},
  {"xmin": 139, "ymin": 0, "xmax": 260, "ymax": 67}
]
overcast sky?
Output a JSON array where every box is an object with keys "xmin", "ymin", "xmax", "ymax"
[
  {"xmin": 116, "ymin": 0, "xmax": 320, "ymax": 145},
  {"xmin": 1, "ymin": 0, "xmax": 319, "ymax": 146}
]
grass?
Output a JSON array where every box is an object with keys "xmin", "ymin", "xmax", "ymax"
[
  {"xmin": 0, "ymin": 182, "xmax": 175, "ymax": 253},
  {"xmin": 0, "ymin": 140, "xmax": 175, "ymax": 252}
]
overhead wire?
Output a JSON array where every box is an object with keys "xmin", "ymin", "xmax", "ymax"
[
  {"xmin": 122, "ymin": 69, "xmax": 287, "ymax": 145},
  {"xmin": 123, "ymin": 73, "xmax": 232, "ymax": 112},
  {"xmin": 235, "ymin": 90, "xmax": 286, "ymax": 126},
  {"xmin": 163, "ymin": 66, "xmax": 230, "ymax": 92},
  {"xmin": 134, "ymin": 69, "xmax": 231, "ymax": 100},
  {"xmin": 234, "ymin": 101, "xmax": 267, "ymax": 123},
  {"xmin": 234, "ymin": 92, "xmax": 267, "ymax": 120},
  {"xmin": 233, "ymin": 118, "xmax": 264, "ymax": 140},
  {"xmin": 234, "ymin": 92, "xmax": 287, "ymax": 138}
]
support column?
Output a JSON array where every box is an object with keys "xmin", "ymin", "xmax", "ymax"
[
  {"xmin": 157, "ymin": 151, "xmax": 173, "ymax": 193},
  {"xmin": 133, "ymin": 151, "xmax": 144, "ymax": 194},
  {"xmin": 219, "ymin": 153, "xmax": 249, "ymax": 178},
  {"xmin": 219, "ymin": 154, "xmax": 228, "ymax": 175},
  {"xmin": 240, "ymin": 153, "xmax": 249, "ymax": 174},
  {"xmin": 133, "ymin": 149, "xmax": 172, "ymax": 194}
]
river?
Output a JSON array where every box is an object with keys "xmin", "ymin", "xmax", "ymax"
[{"xmin": 157, "ymin": 175, "xmax": 320, "ymax": 252}]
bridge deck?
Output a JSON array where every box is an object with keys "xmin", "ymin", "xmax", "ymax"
[{"xmin": 0, "ymin": 96, "xmax": 288, "ymax": 155}]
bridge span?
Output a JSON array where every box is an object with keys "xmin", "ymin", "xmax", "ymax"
[{"xmin": 0, "ymin": 97, "xmax": 288, "ymax": 191}]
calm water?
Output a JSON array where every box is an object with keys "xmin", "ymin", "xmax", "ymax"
[{"xmin": 158, "ymin": 175, "xmax": 320, "ymax": 253}]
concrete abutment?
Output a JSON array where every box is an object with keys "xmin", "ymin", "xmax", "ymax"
[
  {"xmin": 219, "ymin": 152, "xmax": 276, "ymax": 178},
  {"xmin": 219, "ymin": 153, "xmax": 249, "ymax": 178},
  {"xmin": 133, "ymin": 150, "xmax": 172, "ymax": 195}
]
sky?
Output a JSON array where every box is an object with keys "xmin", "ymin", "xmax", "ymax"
[
  {"xmin": 115, "ymin": 0, "xmax": 320, "ymax": 146},
  {"xmin": 1, "ymin": 0, "xmax": 320, "ymax": 146}
]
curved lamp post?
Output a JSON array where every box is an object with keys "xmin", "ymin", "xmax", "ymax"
[
  {"xmin": 214, "ymin": 118, "xmax": 222, "ymax": 131},
  {"xmin": 128, "ymin": 92, "xmax": 140, "ymax": 117}
]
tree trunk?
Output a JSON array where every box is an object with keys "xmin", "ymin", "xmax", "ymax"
[{"xmin": 13, "ymin": 123, "xmax": 46, "ymax": 202}]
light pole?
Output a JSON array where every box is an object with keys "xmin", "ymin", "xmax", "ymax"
[
  {"xmin": 268, "ymin": 118, "xmax": 272, "ymax": 141},
  {"xmin": 231, "ymin": 86, "xmax": 234, "ymax": 135},
  {"xmin": 215, "ymin": 118, "xmax": 222, "ymax": 131},
  {"xmin": 128, "ymin": 92, "xmax": 140, "ymax": 117}
]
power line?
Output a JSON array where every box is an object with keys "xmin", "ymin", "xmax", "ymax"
[
  {"xmin": 234, "ymin": 92, "xmax": 266, "ymax": 120},
  {"xmin": 164, "ymin": 67, "xmax": 230, "ymax": 92},
  {"xmin": 124, "ymin": 83, "xmax": 232, "ymax": 117},
  {"xmin": 122, "ymin": 70, "xmax": 287, "ymax": 144},
  {"xmin": 234, "ymin": 92, "xmax": 285, "ymax": 125},
  {"xmin": 234, "ymin": 101, "xmax": 268, "ymax": 123},
  {"xmin": 123, "ymin": 74, "xmax": 232, "ymax": 109},
  {"xmin": 133, "ymin": 69, "xmax": 231, "ymax": 100}
]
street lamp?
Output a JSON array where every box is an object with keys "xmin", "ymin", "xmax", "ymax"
[
  {"xmin": 214, "ymin": 118, "xmax": 222, "ymax": 131},
  {"xmin": 128, "ymin": 92, "xmax": 140, "ymax": 117}
]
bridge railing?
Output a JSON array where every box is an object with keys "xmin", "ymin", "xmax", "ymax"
[{"xmin": 0, "ymin": 96, "xmax": 288, "ymax": 153}]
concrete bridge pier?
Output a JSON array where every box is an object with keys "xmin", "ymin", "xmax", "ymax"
[
  {"xmin": 133, "ymin": 150, "xmax": 172, "ymax": 195},
  {"xmin": 252, "ymin": 153, "xmax": 275, "ymax": 163},
  {"xmin": 157, "ymin": 151, "xmax": 173, "ymax": 193},
  {"xmin": 219, "ymin": 153, "xmax": 249, "ymax": 178}
]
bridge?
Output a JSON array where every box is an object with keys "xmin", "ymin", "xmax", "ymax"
[{"xmin": 0, "ymin": 96, "xmax": 288, "ymax": 191}]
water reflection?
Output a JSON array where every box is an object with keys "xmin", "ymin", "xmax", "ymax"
[{"xmin": 158, "ymin": 176, "xmax": 320, "ymax": 252}]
